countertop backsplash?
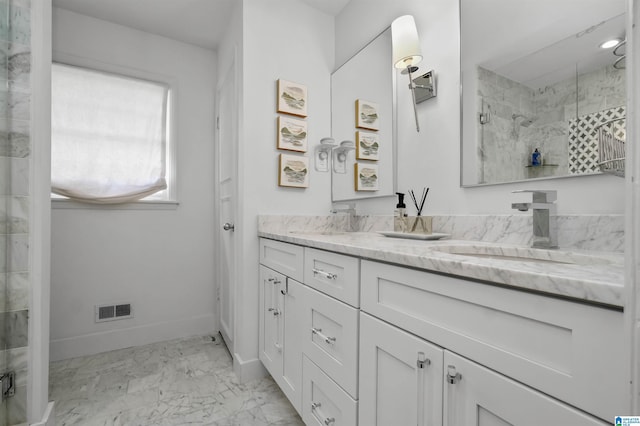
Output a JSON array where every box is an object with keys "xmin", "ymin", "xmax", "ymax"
[{"xmin": 258, "ymin": 214, "xmax": 624, "ymax": 253}]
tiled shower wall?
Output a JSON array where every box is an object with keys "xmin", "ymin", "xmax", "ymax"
[
  {"xmin": 0, "ymin": 0, "xmax": 31, "ymax": 423},
  {"xmin": 477, "ymin": 64, "xmax": 625, "ymax": 184}
]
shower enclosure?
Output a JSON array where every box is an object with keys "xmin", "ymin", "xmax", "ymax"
[{"xmin": 0, "ymin": 0, "xmax": 33, "ymax": 423}]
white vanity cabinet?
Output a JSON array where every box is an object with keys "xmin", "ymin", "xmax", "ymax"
[
  {"xmin": 259, "ymin": 239, "xmax": 306, "ymax": 415},
  {"xmin": 360, "ymin": 259, "xmax": 622, "ymax": 423}
]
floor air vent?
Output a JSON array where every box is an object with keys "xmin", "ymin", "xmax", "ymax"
[{"xmin": 95, "ymin": 303, "xmax": 133, "ymax": 322}]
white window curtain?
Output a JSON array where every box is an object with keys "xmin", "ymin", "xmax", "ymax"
[{"xmin": 51, "ymin": 63, "xmax": 168, "ymax": 204}]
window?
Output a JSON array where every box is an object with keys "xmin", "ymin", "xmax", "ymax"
[{"xmin": 51, "ymin": 63, "xmax": 173, "ymax": 204}]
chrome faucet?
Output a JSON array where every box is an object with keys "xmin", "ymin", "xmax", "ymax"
[
  {"xmin": 330, "ymin": 202, "xmax": 356, "ymax": 231},
  {"xmin": 511, "ymin": 190, "xmax": 557, "ymax": 248}
]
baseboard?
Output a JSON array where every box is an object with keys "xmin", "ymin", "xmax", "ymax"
[
  {"xmin": 30, "ymin": 401, "xmax": 55, "ymax": 426},
  {"xmin": 50, "ymin": 314, "xmax": 216, "ymax": 361},
  {"xmin": 233, "ymin": 352, "xmax": 267, "ymax": 383}
]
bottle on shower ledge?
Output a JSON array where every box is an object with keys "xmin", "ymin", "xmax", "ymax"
[{"xmin": 531, "ymin": 148, "xmax": 542, "ymax": 167}]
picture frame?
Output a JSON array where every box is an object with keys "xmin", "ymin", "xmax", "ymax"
[
  {"xmin": 355, "ymin": 99, "xmax": 379, "ymax": 130},
  {"xmin": 354, "ymin": 163, "xmax": 379, "ymax": 191},
  {"xmin": 277, "ymin": 116, "xmax": 308, "ymax": 152},
  {"xmin": 278, "ymin": 154, "xmax": 309, "ymax": 188},
  {"xmin": 277, "ymin": 79, "xmax": 308, "ymax": 117},
  {"xmin": 356, "ymin": 131, "xmax": 379, "ymax": 161}
]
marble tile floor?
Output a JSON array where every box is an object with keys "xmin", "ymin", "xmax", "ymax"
[{"xmin": 49, "ymin": 335, "xmax": 304, "ymax": 426}]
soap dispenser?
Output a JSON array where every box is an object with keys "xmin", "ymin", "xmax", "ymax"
[{"xmin": 394, "ymin": 192, "xmax": 407, "ymax": 232}]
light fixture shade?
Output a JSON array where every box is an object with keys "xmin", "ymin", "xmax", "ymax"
[{"xmin": 391, "ymin": 15, "xmax": 423, "ymax": 68}]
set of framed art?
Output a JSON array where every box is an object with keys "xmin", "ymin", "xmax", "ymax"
[
  {"xmin": 276, "ymin": 79, "xmax": 310, "ymax": 188},
  {"xmin": 354, "ymin": 99, "xmax": 380, "ymax": 192}
]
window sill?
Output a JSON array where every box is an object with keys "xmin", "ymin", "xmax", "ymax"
[{"xmin": 51, "ymin": 198, "xmax": 179, "ymax": 210}]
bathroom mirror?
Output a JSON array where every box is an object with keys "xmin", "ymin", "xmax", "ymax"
[
  {"xmin": 331, "ymin": 28, "xmax": 396, "ymax": 201},
  {"xmin": 460, "ymin": 0, "xmax": 627, "ymax": 186}
]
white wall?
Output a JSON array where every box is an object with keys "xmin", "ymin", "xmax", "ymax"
[
  {"xmin": 336, "ymin": 0, "xmax": 626, "ymax": 216},
  {"xmin": 233, "ymin": 0, "xmax": 334, "ymax": 378},
  {"xmin": 50, "ymin": 8, "xmax": 217, "ymax": 360}
]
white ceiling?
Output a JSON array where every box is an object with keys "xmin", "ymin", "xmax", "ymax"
[{"xmin": 53, "ymin": 0, "xmax": 351, "ymax": 51}]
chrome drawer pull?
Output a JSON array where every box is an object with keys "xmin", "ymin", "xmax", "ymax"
[
  {"xmin": 311, "ymin": 402, "xmax": 335, "ymax": 425},
  {"xmin": 311, "ymin": 327, "xmax": 337, "ymax": 345},
  {"xmin": 312, "ymin": 268, "xmax": 337, "ymax": 280}
]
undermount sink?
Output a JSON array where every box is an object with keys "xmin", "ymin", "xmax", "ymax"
[{"xmin": 430, "ymin": 244, "xmax": 619, "ymax": 266}]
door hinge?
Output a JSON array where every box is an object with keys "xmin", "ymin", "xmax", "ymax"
[
  {"xmin": 216, "ymin": 116, "xmax": 220, "ymax": 130},
  {"xmin": 1, "ymin": 371, "xmax": 15, "ymax": 400}
]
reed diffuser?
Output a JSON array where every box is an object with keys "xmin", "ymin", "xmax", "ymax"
[{"xmin": 407, "ymin": 187, "xmax": 432, "ymax": 234}]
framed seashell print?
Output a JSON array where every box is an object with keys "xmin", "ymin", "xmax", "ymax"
[
  {"xmin": 355, "ymin": 99, "xmax": 379, "ymax": 130},
  {"xmin": 277, "ymin": 116, "xmax": 308, "ymax": 152},
  {"xmin": 277, "ymin": 79, "xmax": 308, "ymax": 117},
  {"xmin": 279, "ymin": 154, "xmax": 309, "ymax": 188}
]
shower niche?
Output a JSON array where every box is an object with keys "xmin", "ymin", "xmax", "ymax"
[{"xmin": 460, "ymin": 0, "xmax": 627, "ymax": 186}]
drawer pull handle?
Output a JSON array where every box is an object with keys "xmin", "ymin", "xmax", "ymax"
[
  {"xmin": 311, "ymin": 402, "xmax": 335, "ymax": 425},
  {"xmin": 447, "ymin": 365, "xmax": 462, "ymax": 384},
  {"xmin": 268, "ymin": 308, "xmax": 281, "ymax": 316},
  {"xmin": 267, "ymin": 277, "xmax": 281, "ymax": 284},
  {"xmin": 312, "ymin": 268, "xmax": 337, "ymax": 280},
  {"xmin": 311, "ymin": 327, "xmax": 337, "ymax": 345}
]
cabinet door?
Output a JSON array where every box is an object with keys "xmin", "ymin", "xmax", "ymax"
[
  {"xmin": 280, "ymin": 278, "xmax": 307, "ymax": 415},
  {"xmin": 259, "ymin": 265, "xmax": 285, "ymax": 379},
  {"xmin": 359, "ymin": 312, "xmax": 444, "ymax": 426},
  {"xmin": 443, "ymin": 351, "xmax": 608, "ymax": 426}
]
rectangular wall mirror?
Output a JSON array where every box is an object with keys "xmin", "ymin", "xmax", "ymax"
[
  {"xmin": 460, "ymin": 0, "xmax": 627, "ymax": 186},
  {"xmin": 331, "ymin": 27, "xmax": 397, "ymax": 201}
]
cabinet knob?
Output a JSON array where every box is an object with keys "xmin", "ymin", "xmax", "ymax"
[
  {"xmin": 447, "ymin": 365, "xmax": 462, "ymax": 384},
  {"xmin": 223, "ymin": 222, "xmax": 235, "ymax": 231}
]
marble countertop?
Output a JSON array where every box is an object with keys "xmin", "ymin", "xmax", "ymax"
[{"xmin": 258, "ymin": 230, "xmax": 625, "ymax": 308}]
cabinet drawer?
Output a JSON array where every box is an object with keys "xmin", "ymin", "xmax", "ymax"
[
  {"xmin": 303, "ymin": 286, "xmax": 359, "ymax": 398},
  {"xmin": 360, "ymin": 260, "xmax": 626, "ymax": 421},
  {"xmin": 302, "ymin": 356, "xmax": 358, "ymax": 426},
  {"xmin": 259, "ymin": 238, "xmax": 304, "ymax": 282},
  {"xmin": 304, "ymin": 247, "xmax": 360, "ymax": 307}
]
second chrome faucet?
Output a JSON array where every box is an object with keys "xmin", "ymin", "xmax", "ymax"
[{"xmin": 512, "ymin": 190, "xmax": 557, "ymax": 248}]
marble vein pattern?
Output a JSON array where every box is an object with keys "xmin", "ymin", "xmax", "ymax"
[
  {"xmin": 258, "ymin": 215, "xmax": 625, "ymax": 307},
  {"xmin": 50, "ymin": 335, "xmax": 304, "ymax": 426}
]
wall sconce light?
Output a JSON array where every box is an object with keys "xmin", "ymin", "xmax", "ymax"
[
  {"xmin": 315, "ymin": 137, "xmax": 336, "ymax": 172},
  {"xmin": 332, "ymin": 140, "xmax": 355, "ymax": 174},
  {"xmin": 392, "ymin": 15, "xmax": 423, "ymax": 132}
]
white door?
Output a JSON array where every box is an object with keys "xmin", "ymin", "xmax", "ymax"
[
  {"xmin": 216, "ymin": 56, "xmax": 237, "ymax": 353},
  {"xmin": 443, "ymin": 351, "xmax": 607, "ymax": 426},
  {"xmin": 359, "ymin": 312, "xmax": 444, "ymax": 426}
]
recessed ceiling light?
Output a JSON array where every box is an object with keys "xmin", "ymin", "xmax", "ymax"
[{"xmin": 600, "ymin": 39, "xmax": 621, "ymax": 49}]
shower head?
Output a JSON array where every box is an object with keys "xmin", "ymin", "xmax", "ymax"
[{"xmin": 512, "ymin": 113, "xmax": 536, "ymax": 127}]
